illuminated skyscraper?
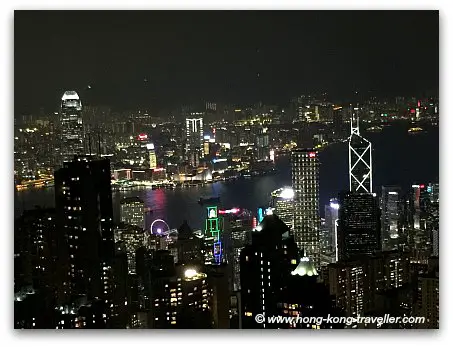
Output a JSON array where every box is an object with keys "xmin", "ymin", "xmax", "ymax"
[
  {"xmin": 381, "ymin": 186, "xmax": 402, "ymax": 251},
  {"xmin": 185, "ymin": 116, "xmax": 203, "ymax": 167},
  {"xmin": 348, "ymin": 111, "xmax": 372, "ymax": 193},
  {"xmin": 291, "ymin": 149, "xmax": 320, "ymax": 266},
  {"xmin": 337, "ymin": 191, "xmax": 381, "ymax": 261},
  {"xmin": 204, "ymin": 206, "xmax": 223, "ymax": 265},
  {"xmin": 60, "ymin": 91, "xmax": 84, "ymax": 164},
  {"xmin": 120, "ymin": 197, "xmax": 145, "ymax": 230},
  {"xmin": 270, "ymin": 187, "xmax": 294, "ymax": 231},
  {"xmin": 324, "ymin": 198, "xmax": 340, "ymax": 260},
  {"xmin": 147, "ymin": 143, "xmax": 157, "ymax": 169}
]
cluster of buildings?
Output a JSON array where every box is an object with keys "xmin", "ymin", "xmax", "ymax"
[
  {"xmin": 14, "ymin": 91, "xmax": 438, "ymax": 190},
  {"xmin": 14, "ymin": 91, "xmax": 439, "ymax": 329}
]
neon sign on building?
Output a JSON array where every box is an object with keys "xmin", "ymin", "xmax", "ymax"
[{"xmin": 205, "ymin": 206, "xmax": 223, "ymax": 265}]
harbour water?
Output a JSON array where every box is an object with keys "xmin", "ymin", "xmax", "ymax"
[{"xmin": 15, "ymin": 123, "xmax": 439, "ymax": 232}]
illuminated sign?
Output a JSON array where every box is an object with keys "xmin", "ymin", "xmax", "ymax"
[
  {"xmin": 219, "ymin": 208, "xmax": 240, "ymax": 215},
  {"xmin": 420, "ymin": 184, "xmax": 425, "ymax": 189},
  {"xmin": 137, "ymin": 133, "xmax": 148, "ymax": 140},
  {"xmin": 207, "ymin": 206, "xmax": 217, "ymax": 219},
  {"xmin": 146, "ymin": 143, "xmax": 155, "ymax": 150},
  {"xmin": 212, "ymin": 158, "xmax": 227, "ymax": 163},
  {"xmin": 308, "ymin": 152, "xmax": 316, "ymax": 158}
]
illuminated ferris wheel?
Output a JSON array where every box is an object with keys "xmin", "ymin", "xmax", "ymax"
[{"xmin": 150, "ymin": 218, "xmax": 172, "ymax": 235}]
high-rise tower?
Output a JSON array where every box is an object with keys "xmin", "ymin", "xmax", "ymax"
[
  {"xmin": 60, "ymin": 91, "xmax": 84, "ymax": 164},
  {"xmin": 185, "ymin": 116, "xmax": 203, "ymax": 167},
  {"xmin": 348, "ymin": 109, "xmax": 372, "ymax": 193},
  {"xmin": 291, "ymin": 149, "xmax": 320, "ymax": 266}
]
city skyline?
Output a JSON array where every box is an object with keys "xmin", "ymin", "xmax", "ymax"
[{"xmin": 14, "ymin": 10, "xmax": 439, "ymax": 330}]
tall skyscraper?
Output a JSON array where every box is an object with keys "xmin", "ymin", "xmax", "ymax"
[
  {"xmin": 54, "ymin": 156, "xmax": 114, "ymax": 319},
  {"xmin": 291, "ymin": 149, "xmax": 320, "ymax": 266},
  {"xmin": 337, "ymin": 191, "xmax": 381, "ymax": 261},
  {"xmin": 381, "ymin": 186, "xmax": 402, "ymax": 251},
  {"xmin": 270, "ymin": 187, "xmax": 294, "ymax": 232},
  {"xmin": 348, "ymin": 111, "xmax": 372, "ymax": 193},
  {"xmin": 147, "ymin": 143, "xmax": 157, "ymax": 169},
  {"xmin": 120, "ymin": 197, "xmax": 145, "ymax": 230},
  {"xmin": 325, "ymin": 198, "xmax": 340, "ymax": 259},
  {"xmin": 60, "ymin": 91, "xmax": 84, "ymax": 164},
  {"xmin": 185, "ymin": 116, "xmax": 203, "ymax": 167}
]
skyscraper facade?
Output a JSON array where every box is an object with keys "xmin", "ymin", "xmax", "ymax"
[
  {"xmin": 381, "ymin": 186, "xmax": 402, "ymax": 251},
  {"xmin": 54, "ymin": 156, "xmax": 114, "ymax": 318},
  {"xmin": 291, "ymin": 149, "xmax": 320, "ymax": 266},
  {"xmin": 120, "ymin": 197, "xmax": 145, "ymax": 230},
  {"xmin": 337, "ymin": 191, "xmax": 381, "ymax": 261},
  {"xmin": 60, "ymin": 91, "xmax": 84, "ymax": 164},
  {"xmin": 185, "ymin": 116, "xmax": 203, "ymax": 167},
  {"xmin": 348, "ymin": 112, "xmax": 372, "ymax": 193},
  {"xmin": 270, "ymin": 187, "xmax": 294, "ymax": 232}
]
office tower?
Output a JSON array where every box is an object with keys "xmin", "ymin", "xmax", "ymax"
[
  {"xmin": 221, "ymin": 208, "xmax": 253, "ymax": 292},
  {"xmin": 332, "ymin": 106, "xmax": 344, "ymax": 140},
  {"xmin": 147, "ymin": 143, "xmax": 157, "ymax": 169},
  {"xmin": 327, "ymin": 261, "xmax": 365, "ymax": 318},
  {"xmin": 120, "ymin": 197, "xmax": 145, "ymax": 230},
  {"xmin": 348, "ymin": 112, "xmax": 372, "ymax": 193},
  {"xmin": 291, "ymin": 149, "xmax": 320, "ymax": 266},
  {"xmin": 256, "ymin": 128, "xmax": 270, "ymax": 161},
  {"xmin": 325, "ymin": 198, "xmax": 340, "ymax": 259},
  {"xmin": 54, "ymin": 156, "xmax": 114, "ymax": 320},
  {"xmin": 185, "ymin": 116, "xmax": 203, "ymax": 167},
  {"xmin": 176, "ymin": 221, "xmax": 203, "ymax": 264},
  {"xmin": 240, "ymin": 214, "xmax": 299, "ymax": 328},
  {"xmin": 381, "ymin": 186, "xmax": 402, "ymax": 251},
  {"xmin": 115, "ymin": 225, "xmax": 145, "ymax": 274},
  {"xmin": 204, "ymin": 206, "xmax": 224, "ymax": 265},
  {"xmin": 60, "ymin": 91, "xmax": 84, "ymax": 164},
  {"xmin": 427, "ymin": 183, "xmax": 439, "ymax": 203},
  {"xmin": 337, "ymin": 191, "xmax": 381, "ymax": 261},
  {"xmin": 414, "ymin": 270, "xmax": 439, "ymax": 328},
  {"xmin": 270, "ymin": 187, "xmax": 294, "ymax": 231}
]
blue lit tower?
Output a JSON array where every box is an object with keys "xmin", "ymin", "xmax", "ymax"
[
  {"xmin": 60, "ymin": 91, "xmax": 84, "ymax": 164},
  {"xmin": 348, "ymin": 109, "xmax": 372, "ymax": 193}
]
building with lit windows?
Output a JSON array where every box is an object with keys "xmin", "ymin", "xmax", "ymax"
[
  {"xmin": 120, "ymin": 197, "xmax": 145, "ymax": 230},
  {"xmin": 148, "ymin": 259, "xmax": 211, "ymax": 328},
  {"xmin": 115, "ymin": 224, "xmax": 145, "ymax": 274},
  {"xmin": 185, "ymin": 116, "xmax": 203, "ymax": 167},
  {"xmin": 54, "ymin": 156, "xmax": 114, "ymax": 323},
  {"xmin": 291, "ymin": 149, "xmax": 320, "ymax": 267},
  {"xmin": 60, "ymin": 91, "xmax": 84, "ymax": 164},
  {"xmin": 337, "ymin": 191, "xmax": 381, "ymax": 261},
  {"xmin": 240, "ymin": 214, "xmax": 299, "ymax": 328},
  {"xmin": 147, "ymin": 143, "xmax": 157, "ymax": 169},
  {"xmin": 222, "ymin": 208, "xmax": 253, "ymax": 292},
  {"xmin": 324, "ymin": 198, "xmax": 340, "ymax": 261},
  {"xmin": 381, "ymin": 186, "xmax": 402, "ymax": 251},
  {"xmin": 327, "ymin": 261, "xmax": 365, "ymax": 318},
  {"xmin": 270, "ymin": 187, "xmax": 294, "ymax": 232},
  {"xmin": 414, "ymin": 270, "xmax": 439, "ymax": 329}
]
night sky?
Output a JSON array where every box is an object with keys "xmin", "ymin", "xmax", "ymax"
[{"xmin": 15, "ymin": 10, "xmax": 439, "ymax": 113}]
